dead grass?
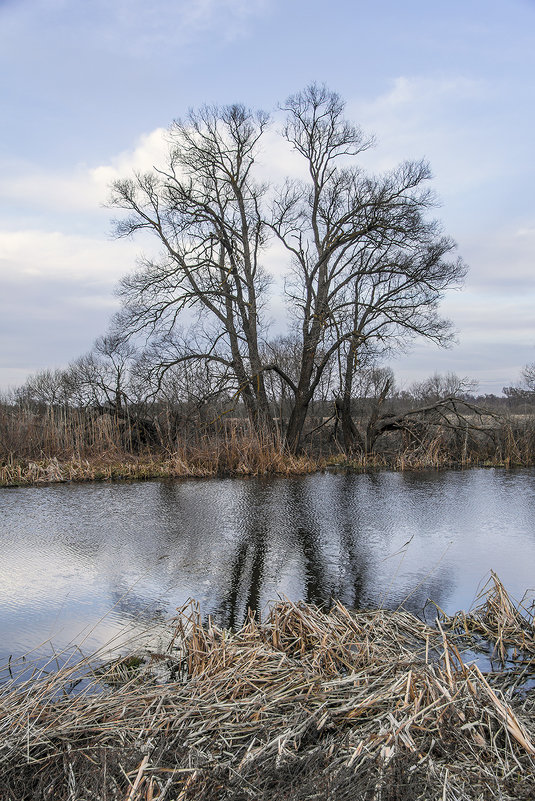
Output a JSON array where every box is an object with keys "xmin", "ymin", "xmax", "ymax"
[
  {"xmin": 0, "ymin": 435, "xmax": 322, "ymax": 487},
  {"xmin": 2, "ymin": 401, "xmax": 535, "ymax": 486},
  {"xmin": 1, "ymin": 586, "xmax": 534, "ymax": 800},
  {"xmin": 439, "ymin": 571, "xmax": 535, "ymax": 667}
]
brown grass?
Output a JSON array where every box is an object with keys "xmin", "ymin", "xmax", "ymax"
[
  {"xmin": 1, "ymin": 587, "xmax": 534, "ymax": 800},
  {"xmin": 2, "ymin": 402, "xmax": 535, "ymax": 486},
  {"xmin": 0, "ymin": 437, "xmax": 321, "ymax": 487},
  {"xmin": 439, "ymin": 571, "xmax": 535, "ymax": 666}
]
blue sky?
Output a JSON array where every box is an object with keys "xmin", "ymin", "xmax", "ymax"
[{"xmin": 1, "ymin": 0, "xmax": 534, "ymax": 393}]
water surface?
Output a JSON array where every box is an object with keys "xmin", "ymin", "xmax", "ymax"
[{"xmin": 1, "ymin": 468, "xmax": 534, "ymax": 664}]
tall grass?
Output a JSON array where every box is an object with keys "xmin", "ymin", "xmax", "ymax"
[
  {"xmin": 334, "ymin": 418, "xmax": 535, "ymax": 472},
  {"xmin": 1, "ymin": 401, "xmax": 535, "ymax": 486},
  {"xmin": 0, "ymin": 404, "xmax": 127, "ymax": 460},
  {"xmin": 0, "ymin": 403, "xmax": 320, "ymax": 485}
]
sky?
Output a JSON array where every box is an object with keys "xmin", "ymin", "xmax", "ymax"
[{"xmin": 0, "ymin": 0, "xmax": 534, "ymax": 395}]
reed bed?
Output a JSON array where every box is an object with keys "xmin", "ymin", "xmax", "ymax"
[
  {"xmin": 1, "ymin": 595, "xmax": 534, "ymax": 800},
  {"xmin": 2, "ymin": 400, "xmax": 535, "ymax": 487},
  {"xmin": 0, "ymin": 403, "xmax": 321, "ymax": 486},
  {"xmin": 1, "ymin": 440, "xmax": 530, "ymax": 488},
  {"xmin": 439, "ymin": 571, "xmax": 535, "ymax": 667},
  {"xmin": 0, "ymin": 439, "xmax": 321, "ymax": 487}
]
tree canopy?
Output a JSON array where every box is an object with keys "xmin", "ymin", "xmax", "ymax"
[{"xmin": 109, "ymin": 84, "xmax": 466, "ymax": 452}]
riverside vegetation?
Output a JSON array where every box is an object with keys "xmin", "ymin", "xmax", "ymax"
[
  {"xmin": 1, "ymin": 373, "xmax": 535, "ymax": 486},
  {"xmin": 4, "ymin": 84, "xmax": 535, "ymax": 484},
  {"xmin": 0, "ymin": 573, "xmax": 534, "ymax": 800}
]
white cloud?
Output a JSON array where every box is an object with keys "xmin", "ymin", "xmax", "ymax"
[
  {"xmin": 0, "ymin": 227, "xmax": 139, "ymax": 387},
  {"xmin": 352, "ymin": 74, "xmax": 495, "ymax": 189},
  {"xmin": 0, "ymin": 229, "xmax": 137, "ymax": 283},
  {"xmin": 0, "ymin": 128, "xmax": 169, "ymax": 220},
  {"xmin": 0, "ymin": 119, "xmax": 310, "ymax": 226},
  {"xmin": 90, "ymin": 128, "xmax": 170, "ymax": 190},
  {"xmin": 368, "ymin": 75, "xmax": 487, "ymax": 110}
]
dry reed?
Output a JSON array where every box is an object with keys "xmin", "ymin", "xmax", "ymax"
[
  {"xmin": 2, "ymin": 401, "xmax": 535, "ymax": 487},
  {"xmin": 0, "ymin": 435, "xmax": 321, "ymax": 487},
  {"xmin": 1, "ymin": 590, "xmax": 534, "ymax": 800},
  {"xmin": 439, "ymin": 571, "xmax": 535, "ymax": 666}
]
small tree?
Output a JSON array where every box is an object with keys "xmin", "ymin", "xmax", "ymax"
[
  {"xmin": 522, "ymin": 363, "xmax": 535, "ymax": 392},
  {"xmin": 67, "ymin": 335, "xmax": 138, "ymax": 412},
  {"xmin": 503, "ymin": 363, "xmax": 535, "ymax": 410},
  {"xmin": 410, "ymin": 372, "xmax": 478, "ymax": 404},
  {"xmin": 16, "ymin": 368, "xmax": 73, "ymax": 409}
]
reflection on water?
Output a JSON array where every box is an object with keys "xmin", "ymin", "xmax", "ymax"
[{"xmin": 0, "ymin": 468, "xmax": 534, "ymax": 663}]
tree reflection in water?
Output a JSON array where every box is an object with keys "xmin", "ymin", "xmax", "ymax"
[{"xmin": 1, "ymin": 469, "xmax": 534, "ymax": 661}]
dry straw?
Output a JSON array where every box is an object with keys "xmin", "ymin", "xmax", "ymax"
[
  {"xmin": 439, "ymin": 570, "xmax": 535, "ymax": 665},
  {"xmin": 0, "ymin": 585, "xmax": 534, "ymax": 800}
]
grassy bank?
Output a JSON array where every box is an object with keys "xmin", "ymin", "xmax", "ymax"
[
  {"xmin": 1, "ymin": 401, "xmax": 535, "ymax": 486},
  {"xmin": 0, "ymin": 443, "xmax": 322, "ymax": 487},
  {"xmin": 1, "ymin": 576, "xmax": 534, "ymax": 800},
  {"xmin": 0, "ymin": 445, "xmax": 532, "ymax": 488}
]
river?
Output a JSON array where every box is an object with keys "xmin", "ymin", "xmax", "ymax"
[{"xmin": 1, "ymin": 468, "xmax": 534, "ymax": 666}]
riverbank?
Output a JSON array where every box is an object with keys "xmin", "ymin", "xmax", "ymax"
[
  {"xmin": 1, "ymin": 576, "xmax": 534, "ymax": 800},
  {"xmin": 2, "ymin": 399, "xmax": 534, "ymax": 486},
  {"xmin": 0, "ymin": 447, "xmax": 323, "ymax": 487},
  {"xmin": 0, "ymin": 447, "xmax": 531, "ymax": 488},
  {"xmin": 0, "ymin": 452, "xmax": 528, "ymax": 487}
]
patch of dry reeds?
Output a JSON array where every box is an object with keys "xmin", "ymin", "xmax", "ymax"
[
  {"xmin": 439, "ymin": 571, "xmax": 535, "ymax": 666},
  {"xmin": 2, "ymin": 397, "xmax": 535, "ymax": 486},
  {"xmin": 171, "ymin": 430, "xmax": 320, "ymax": 477},
  {"xmin": 0, "ymin": 430, "xmax": 321, "ymax": 487},
  {"xmin": 1, "ymin": 596, "xmax": 534, "ymax": 800}
]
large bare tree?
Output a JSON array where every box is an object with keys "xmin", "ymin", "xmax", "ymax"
[
  {"xmin": 270, "ymin": 85, "xmax": 466, "ymax": 451},
  {"xmin": 109, "ymin": 85, "xmax": 466, "ymax": 452},
  {"xmin": 109, "ymin": 104, "xmax": 274, "ymax": 433}
]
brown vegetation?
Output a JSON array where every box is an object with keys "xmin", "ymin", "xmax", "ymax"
[
  {"xmin": 0, "ymin": 403, "xmax": 320, "ymax": 486},
  {"xmin": 1, "ymin": 394, "xmax": 535, "ymax": 486},
  {"xmin": 439, "ymin": 572, "xmax": 535, "ymax": 667},
  {"xmin": 1, "ymin": 579, "xmax": 534, "ymax": 800}
]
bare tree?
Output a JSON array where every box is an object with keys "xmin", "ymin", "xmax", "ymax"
[
  {"xmin": 410, "ymin": 372, "xmax": 478, "ymax": 404},
  {"xmin": 16, "ymin": 368, "xmax": 73, "ymax": 408},
  {"xmin": 362, "ymin": 395, "xmax": 498, "ymax": 458},
  {"xmin": 109, "ymin": 104, "xmax": 274, "ymax": 434},
  {"xmin": 110, "ymin": 85, "xmax": 467, "ymax": 452},
  {"xmin": 522, "ymin": 363, "xmax": 535, "ymax": 392},
  {"xmin": 332, "ymin": 368, "xmax": 491, "ymax": 457},
  {"xmin": 503, "ymin": 363, "xmax": 535, "ymax": 409},
  {"xmin": 67, "ymin": 335, "xmax": 137, "ymax": 412},
  {"xmin": 271, "ymin": 85, "xmax": 466, "ymax": 451}
]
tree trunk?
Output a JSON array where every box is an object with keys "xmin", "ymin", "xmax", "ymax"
[
  {"xmin": 285, "ymin": 394, "xmax": 310, "ymax": 453},
  {"xmin": 284, "ymin": 336, "xmax": 319, "ymax": 452},
  {"xmin": 335, "ymin": 397, "xmax": 364, "ymax": 453},
  {"xmin": 249, "ymin": 367, "xmax": 275, "ymax": 438}
]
